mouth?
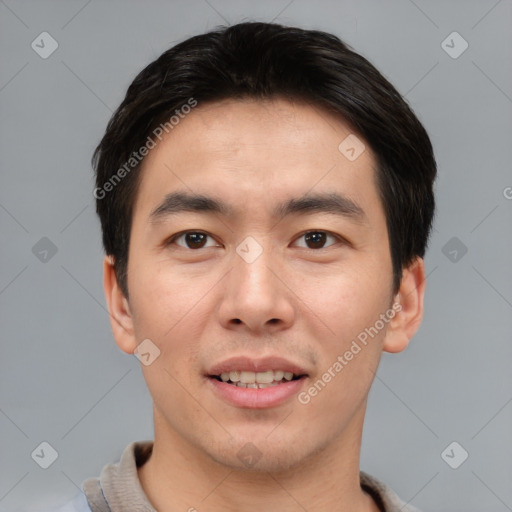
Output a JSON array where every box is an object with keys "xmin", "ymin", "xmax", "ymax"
[
  {"xmin": 205, "ymin": 356, "xmax": 310, "ymax": 408},
  {"xmin": 208, "ymin": 370, "xmax": 307, "ymax": 389}
]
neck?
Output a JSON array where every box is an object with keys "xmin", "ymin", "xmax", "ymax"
[{"xmin": 138, "ymin": 402, "xmax": 380, "ymax": 512}]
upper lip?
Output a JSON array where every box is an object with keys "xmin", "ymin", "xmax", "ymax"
[{"xmin": 207, "ymin": 356, "xmax": 309, "ymax": 376}]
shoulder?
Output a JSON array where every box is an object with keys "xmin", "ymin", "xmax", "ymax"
[{"xmin": 360, "ymin": 471, "xmax": 422, "ymax": 512}]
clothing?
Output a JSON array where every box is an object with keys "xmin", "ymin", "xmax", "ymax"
[{"xmin": 46, "ymin": 441, "xmax": 421, "ymax": 512}]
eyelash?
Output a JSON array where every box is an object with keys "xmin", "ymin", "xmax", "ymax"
[{"xmin": 165, "ymin": 230, "xmax": 347, "ymax": 250}]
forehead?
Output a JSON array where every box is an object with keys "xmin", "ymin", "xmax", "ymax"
[{"xmin": 133, "ymin": 98, "xmax": 382, "ymax": 223}]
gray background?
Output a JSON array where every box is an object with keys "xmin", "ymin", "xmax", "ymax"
[{"xmin": 1, "ymin": 0, "xmax": 511, "ymax": 511}]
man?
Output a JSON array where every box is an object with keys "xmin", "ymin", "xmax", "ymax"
[{"xmin": 55, "ymin": 21, "xmax": 436, "ymax": 512}]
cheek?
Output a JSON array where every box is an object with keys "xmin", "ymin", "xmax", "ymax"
[
  {"xmin": 128, "ymin": 254, "xmax": 214, "ymax": 340},
  {"xmin": 299, "ymin": 264, "xmax": 391, "ymax": 339},
  {"xmin": 298, "ymin": 278, "xmax": 388, "ymax": 418},
  {"xmin": 128, "ymin": 258, "xmax": 216, "ymax": 391},
  {"xmin": 298, "ymin": 266, "xmax": 391, "ymax": 405}
]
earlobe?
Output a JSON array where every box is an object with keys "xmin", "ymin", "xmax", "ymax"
[
  {"xmin": 382, "ymin": 257, "xmax": 426, "ymax": 354},
  {"xmin": 103, "ymin": 256, "xmax": 137, "ymax": 354}
]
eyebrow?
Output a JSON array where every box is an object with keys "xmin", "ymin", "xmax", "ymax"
[{"xmin": 149, "ymin": 191, "xmax": 367, "ymax": 224}]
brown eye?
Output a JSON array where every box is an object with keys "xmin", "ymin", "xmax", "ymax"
[
  {"xmin": 305, "ymin": 232, "xmax": 327, "ymax": 248},
  {"xmin": 295, "ymin": 231, "xmax": 339, "ymax": 249},
  {"xmin": 184, "ymin": 232, "xmax": 207, "ymax": 249},
  {"xmin": 171, "ymin": 231, "xmax": 217, "ymax": 249}
]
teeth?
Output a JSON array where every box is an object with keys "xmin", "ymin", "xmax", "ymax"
[
  {"xmin": 256, "ymin": 370, "xmax": 274, "ymax": 383},
  {"xmin": 217, "ymin": 370, "xmax": 299, "ymax": 385},
  {"xmin": 236, "ymin": 381, "xmax": 281, "ymax": 389},
  {"xmin": 240, "ymin": 371, "xmax": 256, "ymax": 384}
]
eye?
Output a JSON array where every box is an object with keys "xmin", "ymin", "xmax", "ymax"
[
  {"xmin": 293, "ymin": 231, "xmax": 342, "ymax": 249},
  {"xmin": 166, "ymin": 230, "xmax": 344, "ymax": 250},
  {"xmin": 168, "ymin": 231, "xmax": 219, "ymax": 249}
]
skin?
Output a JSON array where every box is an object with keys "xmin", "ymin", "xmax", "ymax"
[{"xmin": 104, "ymin": 98, "xmax": 426, "ymax": 512}]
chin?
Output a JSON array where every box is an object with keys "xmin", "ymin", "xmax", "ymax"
[
  {"xmin": 212, "ymin": 449, "xmax": 307, "ymax": 473},
  {"xmin": 204, "ymin": 435, "xmax": 318, "ymax": 474}
]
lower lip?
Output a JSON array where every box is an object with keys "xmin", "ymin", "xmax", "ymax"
[{"xmin": 207, "ymin": 377, "xmax": 307, "ymax": 409}]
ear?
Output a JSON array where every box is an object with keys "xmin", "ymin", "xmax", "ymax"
[
  {"xmin": 382, "ymin": 257, "xmax": 426, "ymax": 354},
  {"xmin": 103, "ymin": 255, "xmax": 137, "ymax": 354}
]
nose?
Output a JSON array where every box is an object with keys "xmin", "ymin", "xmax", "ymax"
[{"xmin": 217, "ymin": 245, "xmax": 296, "ymax": 334}]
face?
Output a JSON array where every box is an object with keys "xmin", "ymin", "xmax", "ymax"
[{"xmin": 119, "ymin": 98, "xmax": 398, "ymax": 472}]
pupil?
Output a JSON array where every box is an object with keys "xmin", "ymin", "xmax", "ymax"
[
  {"xmin": 186, "ymin": 233, "xmax": 206, "ymax": 248},
  {"xmin": 305, "ymin": 232, "xmax": 326, "ymax": 248}
]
